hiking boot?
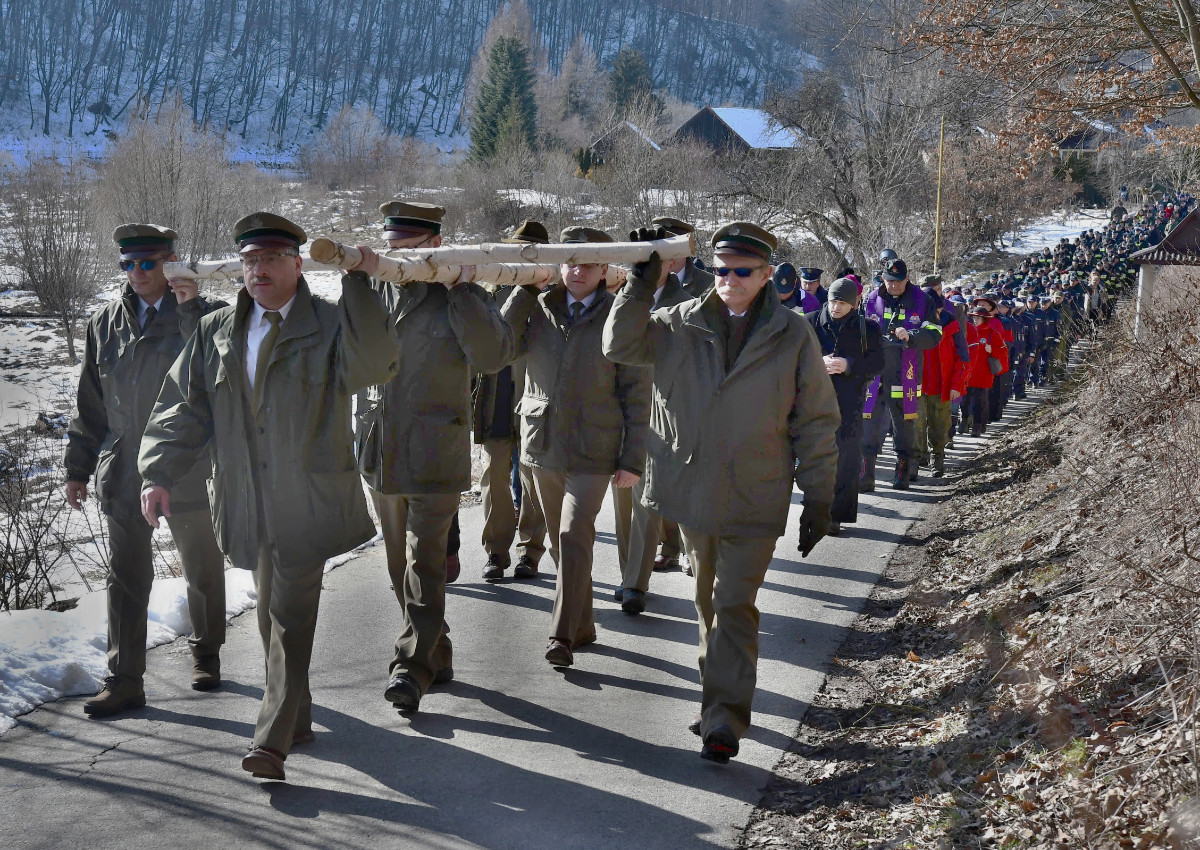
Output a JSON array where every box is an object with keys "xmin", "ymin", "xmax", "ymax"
[
  {"xmin": 700, "ymin": 724, "xmax": 740, "ymax": 765},
  {"xmin": 384, "ymin": 672, "xmax": 422, "ymax": 713},
  {"xmin": 892, "ymin": 461, "xmax": 910, "ymax": 490},
  {"xmin": 482, "ymin": 553, "xmax": 508, "ymax": 582},
  {"xmin": 513, "ymin": 555, "xmax": 538, "ymax": 579},
  {"xmin": 83, "ymin": 675, "xmax": 145, "ymax": 718},
  {"xmin": 191, "ymin": 653, "xmax": 221, "ymax": 691}
]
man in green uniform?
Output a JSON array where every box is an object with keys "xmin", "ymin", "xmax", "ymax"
[
  {"xmin": 354, "ymin": 201, "xmax": 514, "ymax": 713},
  {"xmin": 503, "ymin": 226, "xmax": 651, "ymax": 668},
  {"xmin": 657, "ymin": 215, "xmax": 715, "ymax": 299},
  {"xmin": 64, "ymin": 224, "xmax": 227, "ymax": 717},
  {"xmin": 603, "ymin": 222, "xmax": 840, "ymax": 764},
  {"xmin": 476, "ymin": 220, "xmax": 549, "ymax": 581},
  {"xmin": 139, "ymin": 212, "xmax": 397, "ymax": 781}
]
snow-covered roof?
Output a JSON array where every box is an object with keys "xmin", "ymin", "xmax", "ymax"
[
  {"xmin": 709, "ymin": 107, "xmax": 803, "ymax": 149},
  {"xmin": 623, "ymin": 121, "xmax": 661, "ymax": 151}
]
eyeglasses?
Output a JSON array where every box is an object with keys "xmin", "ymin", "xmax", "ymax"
[
  {"xmin": 119, "ymin": 259, "xmax": 161, "ymax": 272},
  {"xmin": 241, "ymin": 251, "xmax": 298, "ymax": 268},
  {"xmin": 713, "ymin": 266, "xmax": 765, "ymax": 278}
]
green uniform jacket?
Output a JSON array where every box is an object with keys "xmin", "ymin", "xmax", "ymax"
[
  {"xmin": 603, "ymin": 279, "xmax": 840, "ymax": 539},
  {"xmin": 471, "ymin": 286, "xmax": 526, "ymax": 444},
  {"xmin": 353, "ymin": 274, "xmax": 515, "ymax": 494},
  {"xmin": 677, "ymin": 260, "xmax": 715, "ymax": 299},
  {"xmin": 138, "ymin": 276, "xmax": 397, "ymax": 571},
  {"xmin": 65, "ymin": 287, "xmax": 225, "ymax": 521},
  {"xmin": 502, "ymin": 284, "xmax": 651, "ymax": 476}
]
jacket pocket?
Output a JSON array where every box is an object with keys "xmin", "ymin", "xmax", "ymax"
[
  {"xmin": 407, "ymin": 409, "xmax": 464, "ymax": 479},
  {"xmin": 515, "ymin": 395, "xmax": 550, "ymax": 453}
]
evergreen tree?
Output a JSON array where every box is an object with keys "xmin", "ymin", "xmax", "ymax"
[
  {"xmin": 608, "ymin": 47, "xmax": 662, "ymax": 119},
  {"xmin": 469, "ymin": 35, "xmax": 539, "ymax": 162}
]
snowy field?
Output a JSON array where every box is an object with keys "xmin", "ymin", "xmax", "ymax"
[{"xmin": 0, "ymin": 203, "xmax": 1123, "ymax": 735}]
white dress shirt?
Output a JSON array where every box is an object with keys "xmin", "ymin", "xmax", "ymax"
[
  {"xmin": 246, "ymin": 296, "xmax": 296, "ymax": 390},
  {"xmin": 137, "ymin": 295, "xmax": 164, "ymax": 328},
  {"xmin": 566, "ymin": 290, "xmax": 599, "ymax": 311}
]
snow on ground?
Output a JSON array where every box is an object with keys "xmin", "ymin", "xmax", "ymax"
[
  {"xmin": 0, "ymin": 568, "xmax": 256, "ymax": 733},
  {"xmin": 1002, "ymin": 207, "xmax": 1114, "ymax": 256}
]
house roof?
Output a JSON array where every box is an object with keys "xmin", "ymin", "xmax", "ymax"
[
  {"xmin": 590, "ymin": 121, "xmax": 661, "ymax": 151},
  {"xmin": 708, "ymin": 107, "xmax": 803, "ymax": 149},
  {"xmin": 1130, "ymin": 209, "xmax": 1200, "ymax": 265}
]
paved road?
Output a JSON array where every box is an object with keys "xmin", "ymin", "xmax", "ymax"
[{"xmin": 0, "ymin": 395, "xmax": 1040, "ymax": 849}]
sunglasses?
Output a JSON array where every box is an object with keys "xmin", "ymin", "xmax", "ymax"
[
  {"xmin": 119, "ymin": 259, "xmax": 161, "ymax": 272},
  {"xmin": 713, "ymin": 266, "xmax": 765, "ymax": 278}
]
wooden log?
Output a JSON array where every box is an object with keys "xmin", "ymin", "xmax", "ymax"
[
  {"xmin": 309, "ymin": 232, "xmax": 695, "ymax": 269},
  {"xmin": 163, "ymin": 257, "xmax": 561, "ymax": 288}
]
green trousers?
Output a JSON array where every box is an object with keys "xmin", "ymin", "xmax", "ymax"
[
  {"xmin": 679, "ymin": 527, "xmax": 777, "ymax": 740},
  {"xmin": 105, "ymin": 508, "xmax": 225, "ymax": 682},
  {"xmin": 371, "ymin": 490, "xmax": 460, "ymax": 692},
  {"xmin": 914, "ymin": 394, "xmax": 951, "ymax": 464}
]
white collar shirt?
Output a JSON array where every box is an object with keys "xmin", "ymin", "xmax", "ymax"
[
  {"xmin": 246, "ymin": 295, "xmax": 297, "ymax": 389},
  {"xmin": 137, "ymin": 295, "xmax": 164, "ymax": 328}
]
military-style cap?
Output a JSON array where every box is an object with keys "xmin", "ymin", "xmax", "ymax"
[
  {"xmin": 233, "ymin": 212, "xmax": 306, "ymax": 253},
  {"xmin": 799, "ymin": 267, "xmax": 823, "ymax": 282},
  {"xmin": 113, "ymin": 223, "xmax": 177, "ymax": 259},
  {"xmin": 379, "ymin": 200, "xmax": 445, "ymax": 239},
  {"xmin": 772, "ymin": 262, "xmax": 798, "ymax": 293},
  {"xmin": 919, "ymin": 273, "xmax": 943, "ymax": 287},
  {"xmin": 502, "ymin": 220, "xmax": 550, "ymax": 245},
  {"xmin": 560, "ymin": 226, "xmax": 614, "ymax": 244},
  {"xmin": 650, "ymin": 216, "xmax": 695, "ymax": 237},
  {"xmin": 711, "ymin": 222, "xmax": 776, "ymax": 261},
  {"xmin": 1038, "ymin": 294, "xmax": 1052, "ymax": 302}
]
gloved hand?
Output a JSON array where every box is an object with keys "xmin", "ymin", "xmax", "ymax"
[
  {"xmin": 630, "ymin": 249, "xmax": 662, "ymax": 288},
  {"xmin": 797, "ymin": 501, "xmax": 832, "ymax": 558}
]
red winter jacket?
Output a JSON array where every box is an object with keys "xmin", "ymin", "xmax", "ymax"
[
  {"xmin": 922, "ymin": 316, "xmax": 967, "ymax": 402},
  {"xmin": 965, "ymin": 319, "xmax": 1008, "ymax": 390}
]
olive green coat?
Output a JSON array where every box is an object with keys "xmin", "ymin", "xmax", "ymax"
[
  {"xmin": 603, "ymin": 280, "xmax": 840, "ymax": 539},
  {"xmin": 502, "ymin": 284, "xmax": 651, "ymax": 476},
  {"xmin": 677, "ymin": 259, "xmax": 715, "ymax": 300},
  {"xmin": 65, "ymin": 287, "xmax": 224, "ymax": 521},
  {"xmin": 138, "ymin": 277, "xmax": 397, "ymax": 571},
  {"xmin": 353, "ymin": 274, "xmax": 515, "ymax": 494}
]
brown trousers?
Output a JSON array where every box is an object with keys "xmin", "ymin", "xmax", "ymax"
[
  {"xmin": 480, "ymin": 437, "xmax": 516, "ymax": 560},
  {"xmin": 371, "ymin": 489, "xmax": 459, "ymax": 692},
  {"xmin": 105, "ymin": 508, "xmax": 226, "ymax": 681},
  {"xmin": 622, "ymin": 478, "xmax": 682, "ymax": 592},
  {"xmin": 516, "ymin": 462, "xmax": 547, "ymax": 565},
  {"xmin": 532, "ymin": 468, "xmax": 608, "ymax": 647},
  {"xmin": 680, "ymin": 527, "xmax": 778, "ymax": 740},
  {"xmin": 252, "ymin": 544, "xmax": 324, "ymax": 755}
]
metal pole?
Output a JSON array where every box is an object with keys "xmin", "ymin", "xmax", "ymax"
[{"xmin": 934, "ymin": 115, "xmax": 946, "ymax": 272}]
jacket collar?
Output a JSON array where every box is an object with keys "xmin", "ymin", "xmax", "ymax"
[
  {"xmin": 540, "ymin": 284, "xmax": 611, "ymax": 331},
  {"xmin": 685, "ymin": 284, "xmax": 787, "ymax": 379},
  {"xmin": 119, "ymin": 284, "xmax": 181, "ymax": 340}
]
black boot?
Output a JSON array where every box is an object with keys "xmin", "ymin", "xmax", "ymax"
[
  {"xmin": 859, "ymin": 456, "xmax": 876, "ymax": 492},
  {"xmin": 892, "ymin": 460, "xmax": 910, "ymax": 490}
]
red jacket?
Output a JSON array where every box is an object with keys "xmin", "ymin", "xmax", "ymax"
[
  {"xmin": 965, "ymin": 320, "xmax": 1008, "ymax": 389},
  {"xmin": 921, "ymin": 316, "xmax": 967, "ymax": 401}
]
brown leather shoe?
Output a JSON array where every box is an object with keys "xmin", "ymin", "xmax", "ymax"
[
  {"xmin": 544, "ymin": 639, "xmax": 573, "ymax": 667},
  {"xmin": 83, "ymin": 676, "xmax": 146, "ymax": 718},
  {"xmin": 191, "ymin": 654, "xmax": 221, "ymax": 691},
  {"xmin": 242, "ymin": 746, "xmax": 286, "ymax": 780},
  {"xmin": 292, "ymin": 729, "xmax": 316, "ymax": 747}
]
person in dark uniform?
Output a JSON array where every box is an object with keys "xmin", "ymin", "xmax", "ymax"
[
  {"xmin": 65, "ymin": 224, "xmax": 228, "ymax": 717},
  {"xmin": 805, "ymin": 277, "xmax": 883, "ymax": 534},
  {"xmin": 800, "ymin": 267, "xmax": 828, "ymax": 305}
]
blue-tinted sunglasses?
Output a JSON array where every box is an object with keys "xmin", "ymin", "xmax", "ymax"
[
  {"xmin": 713, "ymin": 266, "xmax": 764, "ymax": 278},
  {"xmin": 119, "ymin": 259, "xmax": 161, "ymax": 272}
]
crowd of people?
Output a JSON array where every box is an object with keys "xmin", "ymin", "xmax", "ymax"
[{"xmin": 60, "ymin": 192, "xmax": 1191, "ymax": 782}]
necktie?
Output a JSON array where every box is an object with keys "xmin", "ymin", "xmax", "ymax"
[
  {"xmin": 253, "ymin": 311, "xmax": 282, "ymax": 412},
  {"xmin": 142, "ymin": 305, "xmax": 157, "ymax": 332},
  {"xmin": 569, "ymin": 301, "xmax": 584, "ymax": 326}
]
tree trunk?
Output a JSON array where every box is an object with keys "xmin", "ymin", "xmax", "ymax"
[{"xmin": 61, "ymin": 313, "xmax": 77, "ymax": 365}]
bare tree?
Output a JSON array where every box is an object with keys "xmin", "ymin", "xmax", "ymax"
[{"xmin": 3, "ymin": 157, "xmax": 103, "ymax": 364}]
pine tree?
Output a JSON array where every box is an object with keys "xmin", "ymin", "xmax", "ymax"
[
  {"xmin": 469, "ymin": 36, "xmax": 539, "ymax": 162},
  {"xmin": 608, "ymin": 48, "xmax": 662, "ymax": 119}
]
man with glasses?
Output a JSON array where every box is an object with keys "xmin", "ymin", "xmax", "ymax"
[
  {"xmin": 65, "ymin": 223, "xmax": 228, "ymax": 717},
  {"xmin": 503, "ymin": 226, "xmax": 651, "ymax": 668},
  {"xmin": 353, "ymin": 201, "xmax": 514, "ymax": 714},
  {"xmin": 603, "ymin": 221, "xmax": 840, "ymax": 764},
  {"xmin": 139, "ymin": 212, "xmax": 397, "ymax": 780}
]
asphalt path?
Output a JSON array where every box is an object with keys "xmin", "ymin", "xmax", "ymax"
[{"xmin": 0, "ymin": 392, "xmax": 1042, "ymax": 849}]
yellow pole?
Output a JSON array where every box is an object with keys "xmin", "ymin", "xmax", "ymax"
[{"xmin": 934, "ymin": 115, "xmax": 946, "ymax": 272}]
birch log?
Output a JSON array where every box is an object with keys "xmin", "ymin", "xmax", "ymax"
[{"xmin": 163, "ymin": 257, "xmax": 561, "ymax": 287}]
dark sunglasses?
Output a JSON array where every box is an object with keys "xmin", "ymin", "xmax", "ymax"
[
  {"xmin": 713, "ymin": 266, "xmax": 764, "ymax": 278},
  {"xmin": 119, "ymin": 259, "xmax": 161, "ymax": 272}
]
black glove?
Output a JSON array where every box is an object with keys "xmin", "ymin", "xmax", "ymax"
[
  {"xmin": 797, "ymin": 501, "xmax": 833, "ymax": 558},
  {"xmin": 628, "ymin": 226, "xmax": 666, "ymax": 243},
  {"xmin": 630, "ymin": 249, "xmax": 662, "ymax": 288}
]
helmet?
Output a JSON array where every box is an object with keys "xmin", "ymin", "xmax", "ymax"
[{"xmin": 879, "ymin": 248, "xmax": 898, "ymax": 264}]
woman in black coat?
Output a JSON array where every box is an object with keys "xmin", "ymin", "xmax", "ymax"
[{"xmin": 804, "ymin": 278, "xmax": 885, "ymax": 533}]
